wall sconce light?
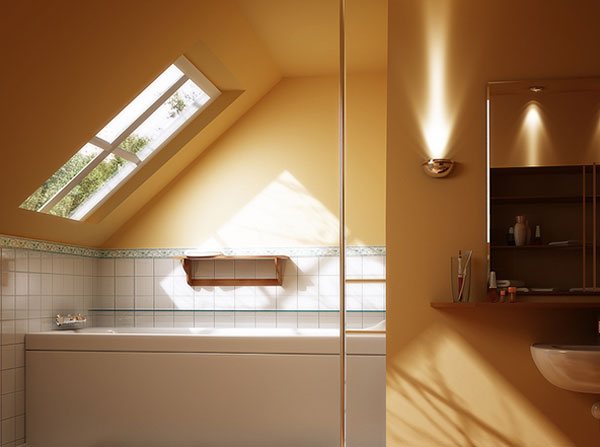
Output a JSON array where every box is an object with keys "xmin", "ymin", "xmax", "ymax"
[{"xmin": 422, "ymin": 158, "xmax": 455, "ymax": 178}]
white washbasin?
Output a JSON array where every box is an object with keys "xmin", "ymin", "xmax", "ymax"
[{"xmin": 531, "ymin": 344, "xmax": 600, "ymax": 393}]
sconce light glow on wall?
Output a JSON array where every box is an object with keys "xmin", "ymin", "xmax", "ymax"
[
  {"xmin": 422, "ymin": 158, "xmax": 455, "ymax": 178},
  {"xmin": 420, "ymin": 1, "xmax": 455, "ymax": 180}
]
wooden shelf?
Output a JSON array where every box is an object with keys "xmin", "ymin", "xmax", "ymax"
[
  {"xmin": 517, "ymin": 291, "xmax": 600, "ymax": 296},
  {"xmin": 491, "ymin": 244, "xmax": 585, "ymax": 250},
  {"xmin": 182, "ymin": 255, "xmax": 290, "ymax": 287},
  {"xmin": 431, "ymin": 301, "xmax": 600, "ymax": 309},
  {"xmin": 490, "ymin": 195, "xmax": 590, "ymax": 204},
  {"xmin": 490, "ymin": 165, "xmax": 584, "ymax": 175}
]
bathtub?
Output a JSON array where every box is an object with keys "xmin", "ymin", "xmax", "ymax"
[{"xmin": 26, "ymin": 327, "xmax": 385, "ymax": 447}]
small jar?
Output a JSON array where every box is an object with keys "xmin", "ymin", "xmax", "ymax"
[
  {"xmin": 499, "ymin": 289, "xmax": 506, "ymax": 303},
  {"xmin": 507, "ymin": 286, "xmax": 517, "ymax": 303}
]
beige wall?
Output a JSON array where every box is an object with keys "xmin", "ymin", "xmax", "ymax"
[
  {"xmin": 387, "ymin": 0, "xmax": 600, "ymax": 446},
  {"xmin": 105, "ymin": 72, "xmax": 386, "ymax": 248}
]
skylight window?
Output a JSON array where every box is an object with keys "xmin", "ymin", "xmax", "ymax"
[{"xmin": 21, "ymin": 56, "xmax": 220, "ymax": 220}]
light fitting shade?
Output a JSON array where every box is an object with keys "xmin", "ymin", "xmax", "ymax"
[{"xmin": 422, "ymin": 158, "xmax": 455, "ymax": 178}]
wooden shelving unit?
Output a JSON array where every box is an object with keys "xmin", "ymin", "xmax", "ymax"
[
  {"xmin": 490, "ymin": 164, "xmax": 595, "ymax": 293},
  {"xmin": 182, "ymin": 255, "xmax": 290, "ymax": 287}
]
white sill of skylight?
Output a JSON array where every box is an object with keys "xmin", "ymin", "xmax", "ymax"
[{"xmin": 20, "ymin": 56, "xmax": 220, "ymax": 221}]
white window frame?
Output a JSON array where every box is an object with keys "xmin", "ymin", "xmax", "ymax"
[{"xmin": 34, "ymin": 56, "xmax": 220, "ymax": 220}]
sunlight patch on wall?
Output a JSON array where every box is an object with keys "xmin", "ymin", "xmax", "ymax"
[
  {"xmin": 193, "ymin": 171, "xmax": 342, "ymax": 249},
  {"xmin": 387, "ymin": 326, "xmax": 573, "ymax": 446}
]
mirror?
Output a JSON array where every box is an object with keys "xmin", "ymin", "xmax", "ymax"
[{"xmin": 488, "ymin": 78, "xmax": 600, "ymax": 296}]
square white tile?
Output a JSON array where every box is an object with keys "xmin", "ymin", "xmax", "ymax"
[
  {"xmin": 318, "ymin": 256, "xmax": 339, "ymax": 276},
  {"xmin": 363, "ymin": 256, "xmax": 385, "ymax": 278},
  {"xmin": 28, "ymin": 252, "xmax": 41, "ymax": 273},
  {"xmin": 297, "ymin": 275, "xmax": 318, "ymax": 296},
  {"xmin": 115, "ymin": 258, "xmax": 134, "ymax": 276},
  {"xmin": 97, "ymin": 258, "xmax": 115, "ymax": 277},
  {"xmin": 134, "ymin": 277, "xmax": 153, "ymax": 296},
  {"xmin": 296, "ymin": 256, "xmax": 319, "ymax": 276},
  {"xmin": 154, "ymin": 258, "xmax": 174, "ymax": 277},
  {"xmin": 134, "ymin": 258, "xmax": 154, "ymax": 276},
  {"xmin": 115, "ymin": 277, "xmax": 134, "ymax": 295}
]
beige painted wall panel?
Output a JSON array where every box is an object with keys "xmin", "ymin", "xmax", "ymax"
[{"xmin": 387, "ymin": 0, "xmax": 600, "ymax": 446}]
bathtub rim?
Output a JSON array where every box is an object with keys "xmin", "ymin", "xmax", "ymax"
[{"xmin": 26, "ymin": 327, "xmax": 385, "ymax": 355}]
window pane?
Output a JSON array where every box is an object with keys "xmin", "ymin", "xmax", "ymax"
[
  {"xmin": 48, "ymin": 154, "xmax": 136, "ymax": 219},
  {"xmin": 20, "ymin": 143, "xmax": 103, "ymax": 212},
  {"xmin": 120, "ymin": 79, "xmax": 211, "ymax": 160},
  {"xmin": 96, "ymin": 65, "xmax": 184, "ymax": 144}
]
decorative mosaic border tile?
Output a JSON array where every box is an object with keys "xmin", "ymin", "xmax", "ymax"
[
  {"xmin": 0, "ymin": 234, "xmax": 385, "ymax": 258},
  {"xmin": 0, "ymin": 234, "xmax": 99, "ymax": 257}
]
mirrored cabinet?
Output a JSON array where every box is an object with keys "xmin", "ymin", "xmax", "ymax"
[{"xmin": 488, "ymin": 78, "xmax": 600, "ymax": 297}]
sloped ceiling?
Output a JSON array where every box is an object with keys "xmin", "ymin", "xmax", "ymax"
[
  {"xmin": 237, "ymin": 0, "xmax": 387, "ymax": 76},
  {"xmin": 0, "ymin": 0, "xmax": 385, "ymax": 247},
  {"xmin": 0, "ymin": 0, "xmax": 281, "ymax": 246}
]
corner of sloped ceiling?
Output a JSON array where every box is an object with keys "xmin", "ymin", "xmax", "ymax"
[{"xmin": 0, "ymin": 0, "xmax": 281, "ymax": 247}]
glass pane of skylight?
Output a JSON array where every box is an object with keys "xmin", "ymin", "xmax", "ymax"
[
  {"xmin": 48, "ymin": 154, "xmax": 135, "ymax": 219},
  {"xmin": 20, "ymin": 143, "xmax": 103, "ymax": 212},
  {"xmin": 95, "ymin": 65, "xmax": 184, "ymax": 144},
  {"xmin": 120, "ymin": 79, "xmax": 211, "ymax": 161}
]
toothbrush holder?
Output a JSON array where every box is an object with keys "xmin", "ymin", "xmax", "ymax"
[{"xmin": 450, "ymin": 253, "xmax": 472, "ymax": 302}]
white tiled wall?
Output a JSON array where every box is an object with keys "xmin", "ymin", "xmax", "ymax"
[
  {"xmin": 91, "ymin": 256, "xmax": 386, "ymax": 330},
  {"xmin": 1, "ymin": 248, "xmax": 95, "ymax": 447},
  {"xmin": 0, "ymin": 246, "xmax": 385, "ymax": 445}
]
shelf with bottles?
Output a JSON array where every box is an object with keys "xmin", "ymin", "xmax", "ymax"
[
  {"xmin": 431, "ymin": 300, "xmax": 600, "ymax": 309},
  {"xmin": 512, "ymin": 290, "xmax": 600, "ymax": 296}
]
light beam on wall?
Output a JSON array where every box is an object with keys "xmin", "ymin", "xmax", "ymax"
[
  {"xmin": 519, "ymin": 101, "xmax": 549, "ymax": 166},
  {"xmin": 423, "ymin": 44, "xmax": 450, "ymax": 159},
  {"xmin": 420, "ymin": 1, "xmax": 453, "ymax": 160}
]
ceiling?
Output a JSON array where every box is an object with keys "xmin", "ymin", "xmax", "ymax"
[{"xmin": 237, "ymin": 0, "xmax": 387, "ymax": 76}]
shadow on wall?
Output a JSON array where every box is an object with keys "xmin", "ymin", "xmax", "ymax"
[{"xmin": 387, "ymin": 326, "xmax": 574, "ymax": 447}]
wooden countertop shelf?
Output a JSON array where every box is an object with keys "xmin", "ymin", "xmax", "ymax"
[
  {"xmin": 431, "ymin": 301, "xmax": 600, "ymax": 309},
  {"xmin": 182, "ymin": 255, "xmax": 290, "ymax": 287}
]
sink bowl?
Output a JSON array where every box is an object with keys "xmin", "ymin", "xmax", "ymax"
[{"xmin": 531, "ymin": 344, "xmax": 600, "ymax": 393}]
